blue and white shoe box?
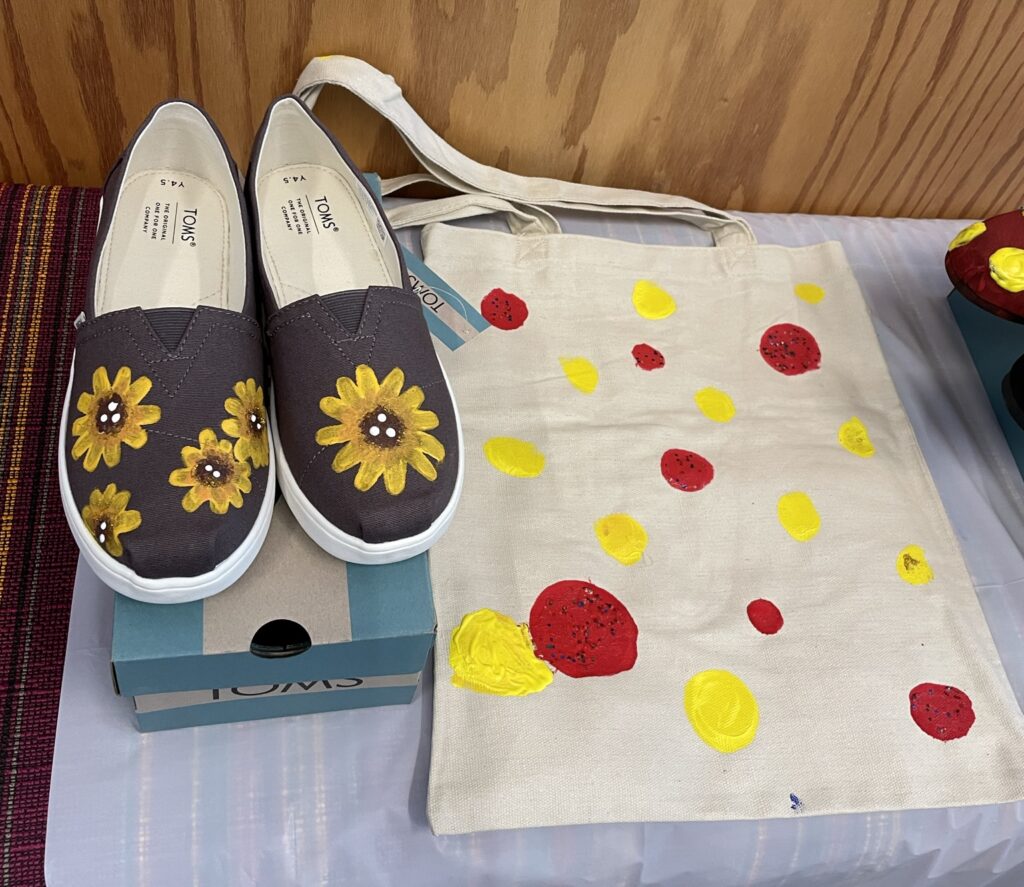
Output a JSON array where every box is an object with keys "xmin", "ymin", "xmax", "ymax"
[{"xmin": 111, "ymin": 500, "xmax": 436, "ymax": 732}]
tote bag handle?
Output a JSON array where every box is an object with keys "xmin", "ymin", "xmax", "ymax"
[{"xmin": 293, "ymin": 55, "xmax": 756, "ymax": 247}]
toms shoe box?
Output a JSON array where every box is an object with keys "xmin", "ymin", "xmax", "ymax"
[{"xmin": 110, "ymin": 500, "xmax": 436, "ymax": 732}]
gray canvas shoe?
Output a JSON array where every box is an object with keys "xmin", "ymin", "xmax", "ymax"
[
  {"xmin": 247, "ymin": 96, "xmax": 463, "ymax": 564},
  {"xmin": 59, "ymin": 101, "xmax": 275, "ymax": 603}
]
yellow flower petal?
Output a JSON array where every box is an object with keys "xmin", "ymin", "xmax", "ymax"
[
  {"xmin": 91, "ymin": 366, "xmax": 110, "ymax": 394},
  {"xmin": 415, "ymin": 431, "xmax": 445, "ymax": 462},
  {"xmin": 408, "ymin": 449, "xmax": 438, "ymax": 481},
  {"xmin": 331, "ymin": 442, "xmax": 362, "ymax": 473},
  {"xmin": 398, "ymin": 385, "xmax": 425, "ymax": 410},
  {"xmin": 632, "ymin": 279, "xmax": 676, "ymax": 319},
  {"xmin": 127, "ymin": 375, "xmax": 152, "ymax": 403},
  {"xmin": 355, "ymin": 460, "xmax": 386, "ymax": 492},
  {"xmin": 411, "ymin": 409, "xmax": 439, "ymax": 431},
  {"xmin": 355, "ymin": 364, "xmax": 380, "ymax": 398},
  {"xmin": 379, "ymin": 367, "xmax": 405, "ymax": 399},
  {"xmin": 111, "ymin": 366, "xmax": 132, "ymax": 395},
  {"xmin": 383, "ymin": 461, "xmax": 408, "ymax": 495}
]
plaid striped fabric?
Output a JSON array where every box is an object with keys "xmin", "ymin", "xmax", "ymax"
[{"xmin": 0, "ymin": 184, "xmax": 99, "ymax": 887}]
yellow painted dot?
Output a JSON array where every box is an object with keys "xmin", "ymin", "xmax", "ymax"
[
  {"xmin": 559, "ymin": 356, "xmax": 599, "ymax": 394},
  {"xmin": 778, "ymin": 491, "xmax": 820, "ymax": 541},
  {"xmin": 684, "ymin": 669, "xmax": 759, "ymax": 753},
  {"xmin": 948, "ymin": 220, "xmax": 986, "ymax": 251},
  {"xmin": 794, "ymin": 282, "xmax": 825, "ymax": 304},
  {"xmin": 694, "ymin": 387, "xmax": 736, "ymax": 423},
  {"xmin": 838, "ymin": 416, "xmax": 875, "ymax": 457},
  {"xmin": 989, "ymin": 247, "xmax": 1024, "ymax": 292},
  {"xmin": 632, "ymin": 280, "xmax": 677, "ymax": 319},
  {"xmin": 483, "ymin": 437, "xmax": 545, "ymax": 477},
  {"xmin": 594, "ymin": 513, "xmax": 648, "ymax": 566},
  {"xmin": 897, "ymin": 544, "xmax": 934, "ymax": 586},
  {"xmin": 449, "ymin": 608, "xmax": 553, "ymax": 696}
]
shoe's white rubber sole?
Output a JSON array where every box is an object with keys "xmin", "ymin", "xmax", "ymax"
[
  {"xmin": 58, "ymin": 355, "xmax": 276, "ymax": 604},
  {"xmin": 273, "ymin": 362, "xmax": 464, "ymax": 565}
]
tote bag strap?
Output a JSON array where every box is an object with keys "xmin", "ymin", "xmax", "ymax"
[{"xmin": 293, "ymin": 55, "xmax": 756, "ymax": 248}]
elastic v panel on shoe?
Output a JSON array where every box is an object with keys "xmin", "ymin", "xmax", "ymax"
[
  {"xmin": 320, "ymin": 290, "xmax": 368, "ymax": 334},
  {"xmin": 143, "ymin": 307, "xmax": 196, "ymax": 350}
]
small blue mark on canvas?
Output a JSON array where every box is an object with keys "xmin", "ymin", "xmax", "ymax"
[{"xmin": 789, "ymin": 793, "xmax": 803, "ymax": 812}]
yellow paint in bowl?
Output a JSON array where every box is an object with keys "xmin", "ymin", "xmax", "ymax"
[
  {"xmin": 632, "ymin": 280, "xmax": 677, "ymax": 319},
  {"xmin": 897, "ymin": 544, "xmax": 934, "ymax": 586},
  {"xmin": 694, "ymin": 387, "xmax": 736, "ymax": 423},
  {"xmin": 450, "ymin": 608, "xmax": 553, "ymax": 696},
  {"xmin": 948, "ymin": 220, "xmax": 985, "ymax": 251},
  {"xmin": 990, "ymin": 247, "xmax": 1024, "ymax": 292},
  {"xmin": 594, "ymin": 513, "xmax": 648, "ymax": 565},
  {"xmin": 483, "ymin": 437, "xmax": 546, "ymax": 477},
  {"xmin": 793, "ymin": 282, "xmax": 825, "ymax": 304},
  {"xmin": 778, "ymin": 491, "xmax": 820, "ymax": 541},
  {"xmin": 684, "ymin": 669, "xmax": 759, "ymax": 753},
  {"xmin": 838, "ymin": 416, "xmax": 875, "ymax": 457},
  {"xmin": 559, "ymin": 356, "xmax": 599, "ymax": 394}
]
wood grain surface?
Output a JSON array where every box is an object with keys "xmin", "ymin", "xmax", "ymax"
[{"xmin": 0, "ymin": 0, "xmax": 1020, "ymax": 218}]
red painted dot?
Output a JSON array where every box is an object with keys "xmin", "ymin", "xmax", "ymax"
[
  {"xmin": 746, "ymin": 599, "xmax": 784, "ymax": 634},
  {"xmin": 660, "ymin": 449, "xmax": 714, "ymax": 492},
  {"xmin": 632, "ymin": 343, "xmax": 665, "ymax": 371},
  {"xmin": 909, "ymin": 682, "xmax": 975, "ymax": 741},
  {"xmin": 759, "ymin": 323, "xmax": 821, "ymax": 375},
  {"xmin": 480, "ymin": 287, "xmax": 529, "ymax": 330},
  {"xmin": 529, "ymin": 579, "xmax": 638, "ymax": 678}
]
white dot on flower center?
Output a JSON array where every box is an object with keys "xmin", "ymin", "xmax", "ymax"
[
  {"xmin": 250, "ymin": 413, "xmax": 257, "ymax": 422},
  {"xmin": 111, "ymin": 412, "xmax": 121, "ymax": 423},
  {"xmin": 99, "ymin": 521, "xmax": 107, "ymax": 530},
  {"xmin": 213, "ymin": 470, "xmax": 221, "ymax": 479},
  {"xmin": 369, "ymin": 426, "xmax": 380, "ymax": 437},
  {"xmin": 108, "ymin": 401, "xmax": 118, "ymax": 411},
  {"xmin": 205, "ymin": 464, "xmax": 213, "ymax": 472},
  {"xmin": 98, "ymin": 533, "xmax": 106, "ymax": 543},
  {"xmin": 377, "ymin": 413, "xmax": 387, "ymax": 423},
  {"xmin": 385, "ymin": 427, "xmax": 397, "ymax": 438},
  {"xmin": 99, "ymin": 414, "xmax": 108, "ymax": 422}
]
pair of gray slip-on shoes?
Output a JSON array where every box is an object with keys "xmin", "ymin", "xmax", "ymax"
[{"xmin": 59, "ymin": 97, "xmax": 462, "ymax": 603}]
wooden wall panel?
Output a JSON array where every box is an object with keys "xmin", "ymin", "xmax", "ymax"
[{"xmin": 0, "ymin": 0, "xmax": 1020, "ymax": 218}]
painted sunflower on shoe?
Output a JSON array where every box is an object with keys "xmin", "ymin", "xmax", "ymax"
[
  {"xmin": 81, "ymin": 483, "xmax": 141, "ymax": 557},
  {"xmin": 71, "ymin": 366, "xmax": 161, "ymax": 470},
  {"xmin": 222, "ymin": 378, "xmax": 269, "ymax": 468},
  {"xmin": 169, "ymin": 428, "xmax": 252, "ymax": 514},
  {"xmin": 316, "ymin": 364, "xmax": 445, "ymax": 496}
]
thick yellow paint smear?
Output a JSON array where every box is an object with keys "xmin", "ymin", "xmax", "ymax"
[
  {"xmin": 483, "ymin": 437, "xmax": 546, "ymax": 478},
  {"xmin": 897, "ymin": 544, "xmax": 934, "ymax": 586},
  {"xmin": 559, "ymin": 356, "xmax": 599, "ymax": 394},
  {"xmin": 449, "ymin": 608, "xmax": 553, "ymax": 696},
  {"xmin": 684, "ymin": 669, "xmax": 759, "ymax": 753},
  {"xmin": 838, "ymin": 416, "xmax": 875, "ymax": 457},
  {"xmin": 694, "ymin": 387, "xmax": 736, "ymax": 423},
  {"xmin": 948, "ymin": 220, "xmax": 985, "ymax": 251},
  {"xmin": 632, "ymin": 280, "xmax": 677, "ymax": 319},
  {"xmin": 989, "ymin": 247, "xmax": 1024, "ymax": 292},
  {"xmin": 594, "ymin": 513, "xmax": 648, "ymax": 565},
  {"xmin": 778, "ymin": 491, "xmax": 820, "ymax": 541},
  {"xmin": 793, "ymin": 282, "xmax": 825, "ymax": 304}
]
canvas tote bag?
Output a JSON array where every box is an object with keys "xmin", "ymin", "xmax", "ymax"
[{"xmin": 295, "ymin": 57, "xmax": 1024, "ymax": 835}]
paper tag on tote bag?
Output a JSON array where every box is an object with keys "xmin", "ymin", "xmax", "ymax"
[{"xmin": 365, "ymin": 173, "xmax": 489, "ymax": 350}]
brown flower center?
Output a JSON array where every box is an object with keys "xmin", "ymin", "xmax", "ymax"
[
  {"xmin": 93, "ymin": 514, "xmax": 112, "ymax": 546},
  {"xmin": 247, "ymin": 408, "xmax": 265, "ymax": 437},
  {"xmin": 360, "ymin": 406, "xmax": 405, "ymax": 449},
  {"xmin": 194, "ymin": 452, "xmax": 233, "ymax": 487},
  {"xmin": 94, "ymin": 393, "xmax": 127, "ymax": 434}
]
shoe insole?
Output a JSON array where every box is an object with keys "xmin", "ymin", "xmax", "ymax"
[
  {"xmin": 95, "ymin": 169, "xmax": 231, "ymax": 315},
  {"xmin": 256, "ymin": 163, "xmax": 394, "ymax": 306}
]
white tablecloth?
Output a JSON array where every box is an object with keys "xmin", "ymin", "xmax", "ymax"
[{"xmin": 46, "ymin": 210, "xmax": 1024, "ymax": 886}]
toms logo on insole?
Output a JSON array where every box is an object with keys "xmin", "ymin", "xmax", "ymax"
[
  {"xmin": 179, "ymin": 208, "xmax": 198, "ymax": 245},
  {"xmin": 313, "ymin": 195, "xmax": 339, "ymax": 232}
]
